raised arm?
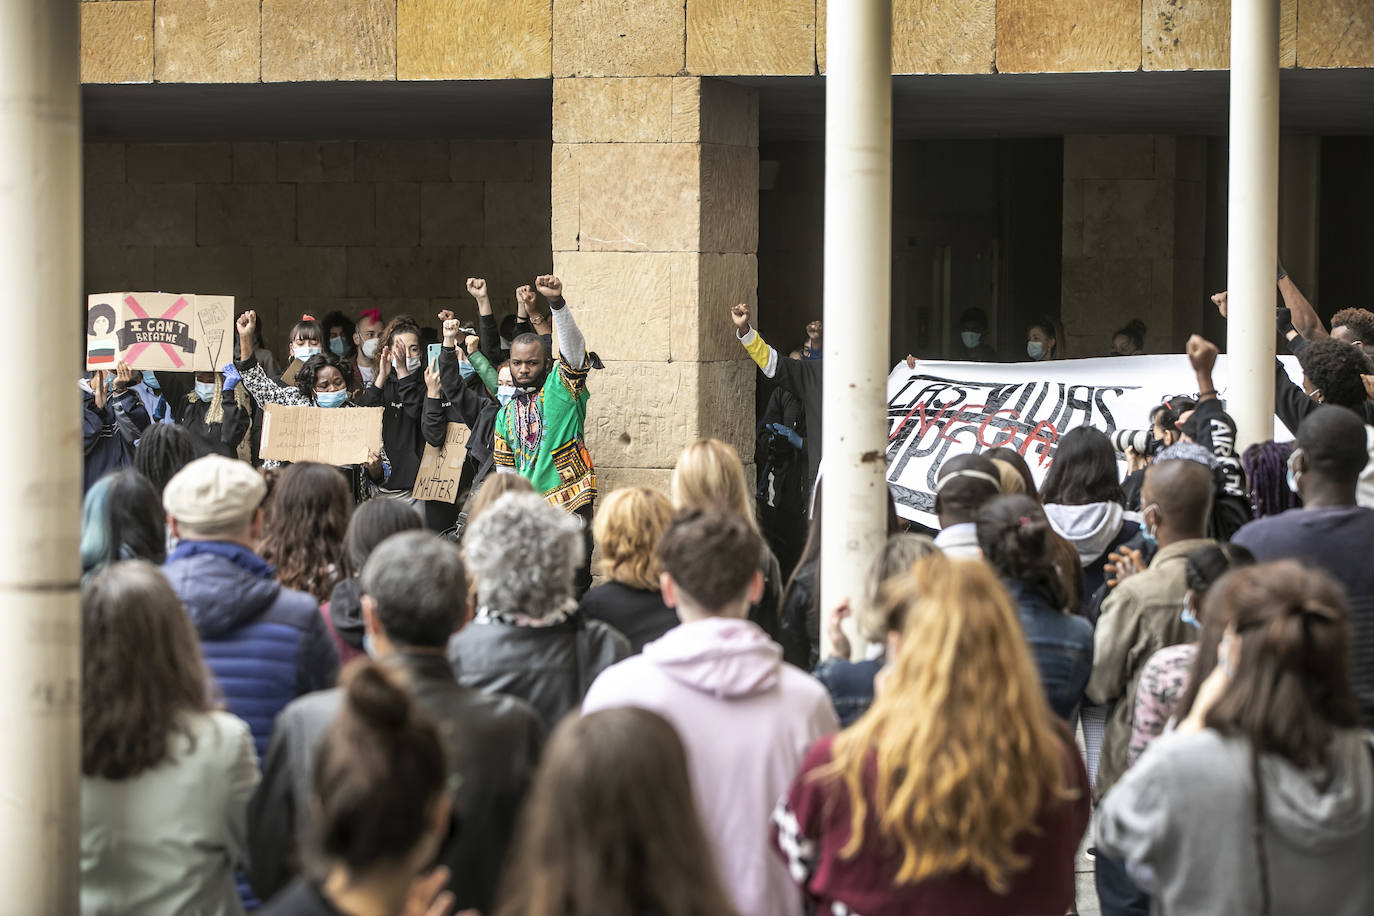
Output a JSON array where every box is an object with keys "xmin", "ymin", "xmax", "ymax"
[
  {"xmin": 1278, "ymin": 269, "xmax": 1328, "ymax": 342},
  {"xmin": 730, "ymin": 302, "xmax": 779, "ymax": 377},
  {"xmin": 235, "ymin": 311, "xmax": 311, "ymax": 406},
  {"xmin": 538, "ymin": 274, "xmax": 585, "ymax": 369}
]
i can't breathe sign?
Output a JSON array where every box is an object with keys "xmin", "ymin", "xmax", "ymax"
[{"xmin": 86, "ymin": 292, "xmax": 233, "ymax": 372}]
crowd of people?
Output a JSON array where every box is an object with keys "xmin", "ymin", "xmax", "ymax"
[{"xmin": 75, "ymin": 264, "xmax": 1374, "ymax": 916}]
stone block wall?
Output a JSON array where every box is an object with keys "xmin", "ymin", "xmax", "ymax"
[
  {"xmin": 79, "ymin": 0, "xmax": 1374, "ymax": 83},
  {"xmin": 1060, "ymin": 135, "xmax": 1206, "ymax": 357},
  {"xmin": 551, "ymin": 76, "xmax": 759, "ymax": 492},
  {"xmin": 83, "ymin": 140, "xmax": 553, "ymax": 355}
]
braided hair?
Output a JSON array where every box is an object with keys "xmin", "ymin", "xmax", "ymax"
[
  {"xmin": 134, "ymin": 424, "xmax": 198, "ymax": 496},
  {"xmin": 1241, "ymin": 440, "xmax": 1301, "ymax": 518}
]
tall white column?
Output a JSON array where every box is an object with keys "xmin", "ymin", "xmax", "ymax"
[
  {"xmin": 1227, "ymin": 0, "xmax": 1280, "ymax": 449},
  {"xmin": 820, "ymin": 0, "xmax": 892, "ymax": 656},
  {"xmin": 0, "ymin": 1, "xmax": 83, "ymax": 911}
]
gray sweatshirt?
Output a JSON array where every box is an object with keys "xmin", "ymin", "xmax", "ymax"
[{"xmin": 1097, "ymin": 727, "xmax": 1374, "ymax": 916}]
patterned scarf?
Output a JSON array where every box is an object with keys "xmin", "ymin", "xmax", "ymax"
[{"xmin": 508, "ymin": 388, "xmax": 545, "ymax": 473}]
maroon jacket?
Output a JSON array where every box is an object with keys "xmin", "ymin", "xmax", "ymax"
[{"xmin": 773, "ymin": 730, "xmax": 1089, "ymax": 916}]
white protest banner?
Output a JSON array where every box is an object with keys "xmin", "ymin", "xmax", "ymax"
[
  {"xmin": 260, "ymin": 404, "xmax": 384, "ymax": 467},
  {"xmin": 85, "ymin": 292, "xmax": 234, "ymax": 372},
  {"xmin": 885, "ymin": 354, "xmax": 1302, "ymax": 528},
  {"xmin": 412, "ymin": 423, "xmax": 470, "ymax": 503}
]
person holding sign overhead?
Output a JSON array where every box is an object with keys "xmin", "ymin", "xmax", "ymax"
[
  {"xmin": 81, "ymin": 361, "xmax": 151, "ymax": 493},
  {"xmin": 235, "ymin": 311, "xmax": 385, "ymax": 502},
  {"xmin": 150, "ymin": 367, "xmax": 251, "ymax": 460}
]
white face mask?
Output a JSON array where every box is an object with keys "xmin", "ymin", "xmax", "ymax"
[
  {"xmin": 361, "ymin": 338, "xmax": 380, "ymax": 360},
  {"xmin": 294, "ymin": 345, "xmax": 321, "ymax": 361},
  {"xmin": 394, "ymin": 355, "xmax": 422, "ymax": 373},
  {"xmin": 1026, "ymin": 340, "xmax": 1045, "ymax": 360}
]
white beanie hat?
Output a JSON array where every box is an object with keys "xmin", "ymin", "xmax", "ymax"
[{"xmin": 162, "ymin": 455, "xmax": 266, "ymax": 536}]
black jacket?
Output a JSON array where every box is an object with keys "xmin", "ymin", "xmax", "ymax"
[
  {"xmin": 436, "ymin": 344, "xmax": 499, "ymax": 491},
  {"xmin": 779, "ymin": 560, "xmax": 818, "ymax": 669},
  {"xmin": 248, "ymin": 652, "xmax": 545, "ymax": 914},
  {"xmin": 82, "ymin": 386, "xmax": 150, "ymax": 492},
  {"xmin": 579, "ymin": 582, "xmax": 678, "ymax": 653},
  {"xmin": 153, "ymin": 371, "xmax": 251, "ymax": 458},
  {"xmin": 447, "ymin": 612, "xmax": 631, "ymax": 732},
  {"xmin": 356, "ymin": 372, "xmax": 425, "ymax": 490}
]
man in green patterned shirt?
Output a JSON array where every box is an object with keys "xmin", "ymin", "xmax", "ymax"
[{"xmin": 492, "ymin": 274, "xmax": 595, "ymax": 515}]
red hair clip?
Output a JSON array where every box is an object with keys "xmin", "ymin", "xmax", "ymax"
[{"xmin": 300, "ymin": 313, "xmax": 316, "ymax": 322}]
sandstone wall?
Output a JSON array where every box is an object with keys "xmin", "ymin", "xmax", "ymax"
[
  {"xmin": 551, "ymin": 77, "xmax": 760, "ymax": 492},
  {"xmin": 80, "ymin": 0, "xmax": 1372, "ymax": 84},
  {"xmin": 83, "ymin": 139, "xmax": 553, "ymax": 354},
  {"xmin": 1060, "ymin": 135, "xmax": 1207, "ymax": 357}
]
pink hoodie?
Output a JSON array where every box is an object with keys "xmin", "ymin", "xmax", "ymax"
[{"xmin": 582, "ymin": 616, "xmax": 839, "ymax": 916}]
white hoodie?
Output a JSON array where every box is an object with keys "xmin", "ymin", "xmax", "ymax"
[{"xmin": 583, "ymin": 616, "xmax": 839, "ymax": 916}]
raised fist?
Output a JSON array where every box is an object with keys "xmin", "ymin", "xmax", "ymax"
[
  {"xmin": 466, "ymin": 278, "xmax": 488, "ymax": 299},
  {"xmin": 236, "ymin": 310, "xmax": 257, "ymax": 335},
  {"xmin": 437, "ymin": 309, "xmax": 455, "ymax": 324},
  {"xmin": 464, "ymin": 334, "xmax": 480, "ymax": 355},
  {"xmin": 535, "ymin": 275, "xmax": 563, "ymax": 299},
  {"xmin": 1210, "ymin": 291, "xmax": 1228, "ymax": 319},
  {"xmin": 1186, "ymin": 334, "xmax": 1219, "ymax": 375},
  {"xmin": 730, "ymin": 303, "xmax": 751, "ymax": 331},
  {"xmin": 516, "ymin": 285, "xmax": 536, "ymax": 309},
  {"xmin": 442, "ymin": 319, "xmax": 460, "ymax": 345}
]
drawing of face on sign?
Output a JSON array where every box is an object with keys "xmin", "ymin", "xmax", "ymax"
[{"xmin": 86, "ymin": 301, "xmax": 119, "ymax": 367}]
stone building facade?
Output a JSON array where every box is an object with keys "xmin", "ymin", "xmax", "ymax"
[{"xmin": 80, "ymin": 0, "xmax": 1374, "ymax": 487}]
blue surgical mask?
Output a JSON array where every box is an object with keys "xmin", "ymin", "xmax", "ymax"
[
  {"xmin": 458, "ymin": 360, "xmax": 476, "ymax": 380},
  {"xmin": 1181, "ymin": 597, "xmax": 1200, "ymax": 630},
  {"xmin": 363, "ymin": 632, "xmax": 376, "ymax": 658},
  {"xmin": 329, "ymin": 336, "xmax": 347, "ymax": 357},
  {"xmin": 497, "ymin": 385, "xmax": 516, "ymax": 407},
  {"xmin": 315, "ymin": 389, "xmax": 348, "ymax": 409},
  {"xmin": 961, "ymin": 331, "xmax": 982, "ymax": 350},
  {"xmin": 141, "ymin": 370, "xmax": 160, "ymax": 390},
  {"xmin": 294, "ymin": 345, "xmax": 321, "ymax": 361},
  {"xmin": 1140, "ymin": 503, "xmax": 1159, "ymax": 548},
  {"xmin": 1027, "ymin": 341, "xmax": 1045, "ymax": 360},
  {"xmin": 1286, "ymin": 448, "xmax": 1303, "ymax": 495},
  {"xmin": 194, "ymin": 381, "xmax": 217, "ymax": 402}
]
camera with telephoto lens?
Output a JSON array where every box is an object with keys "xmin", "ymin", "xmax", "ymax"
[{"xmin": 1110, "ymin": 428, "xmax": 1160, "ymax": 456}]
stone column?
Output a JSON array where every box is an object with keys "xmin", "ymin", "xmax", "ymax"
[
  {"xmin": 1061, "ymin": 134, "xmax": 1207, "ymax": 357},
  {"xmin": 551, "ymin": 77, "xmax": 759, "ymax": 493},
  {"xmin": 0, "ymin": 0, "xmax": 82, "ymax": 911}
]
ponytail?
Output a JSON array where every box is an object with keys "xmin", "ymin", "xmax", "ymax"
[
  {"xmin": 311, "ymin": 660, "xmax": 448, "ymax": 876},
  {"xmin": 975, "ymin": 494, "xmax": 1069, "ymax": 611}
]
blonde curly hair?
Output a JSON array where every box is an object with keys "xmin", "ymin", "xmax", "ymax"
[
  {"xmin": 593, "ymin": 487, "xmax": 674, "ymax": 591},
  {"xmin": 817, "ymin": 554, "xmax": 1077, "ymax": 892}
]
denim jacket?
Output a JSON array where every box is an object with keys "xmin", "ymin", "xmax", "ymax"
[{"xmin": 1006, "ymin": 580, "xmax": 1094, "ymax": 722}]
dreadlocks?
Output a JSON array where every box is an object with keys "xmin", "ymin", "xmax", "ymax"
[{"xmin": 1241, "ymin": 440, "xmax": 1301, "ymax": 519}]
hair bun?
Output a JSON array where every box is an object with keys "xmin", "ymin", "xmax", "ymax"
[{"xmin": 342, "ymin": 661, "xmax": 411, "ymax": 734}]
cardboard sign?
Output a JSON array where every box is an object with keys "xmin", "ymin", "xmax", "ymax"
[
  {"xmin": 412, "ymin": 423, "xmax": 470, "ymax": 503},
  {"xmin": 260, "ymin": 404, "xmax": 384, "ymax": 467},
  {"xmin": 885, "ymin": 354, "xmax": 1303, "ymax": 528},
  {"xmin": 85, "ymin": 292, "xmax": 233, "ymax": 372}
]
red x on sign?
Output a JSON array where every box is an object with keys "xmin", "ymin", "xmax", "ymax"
[{"xmin": 123, "ymin": 294, "xmax": 190, "ymax": 368}]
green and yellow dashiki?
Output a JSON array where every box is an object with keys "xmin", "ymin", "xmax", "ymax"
[{"xmin": 492, "ymin": 355, "xmax": 595, "ymax": 511}]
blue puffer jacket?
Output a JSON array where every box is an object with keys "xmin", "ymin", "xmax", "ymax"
[
  {"xmin": 1006, "ymin": 580, "xmax": 1094, "ymax": 722},
  {"xmin": 162, "ymin": 541, "xmax": 340, "ymax": 761}
]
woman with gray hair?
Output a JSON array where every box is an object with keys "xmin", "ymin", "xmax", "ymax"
[{"xmin": 447, "ymin": 491, "xmax": 631, "ymax": 730}]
